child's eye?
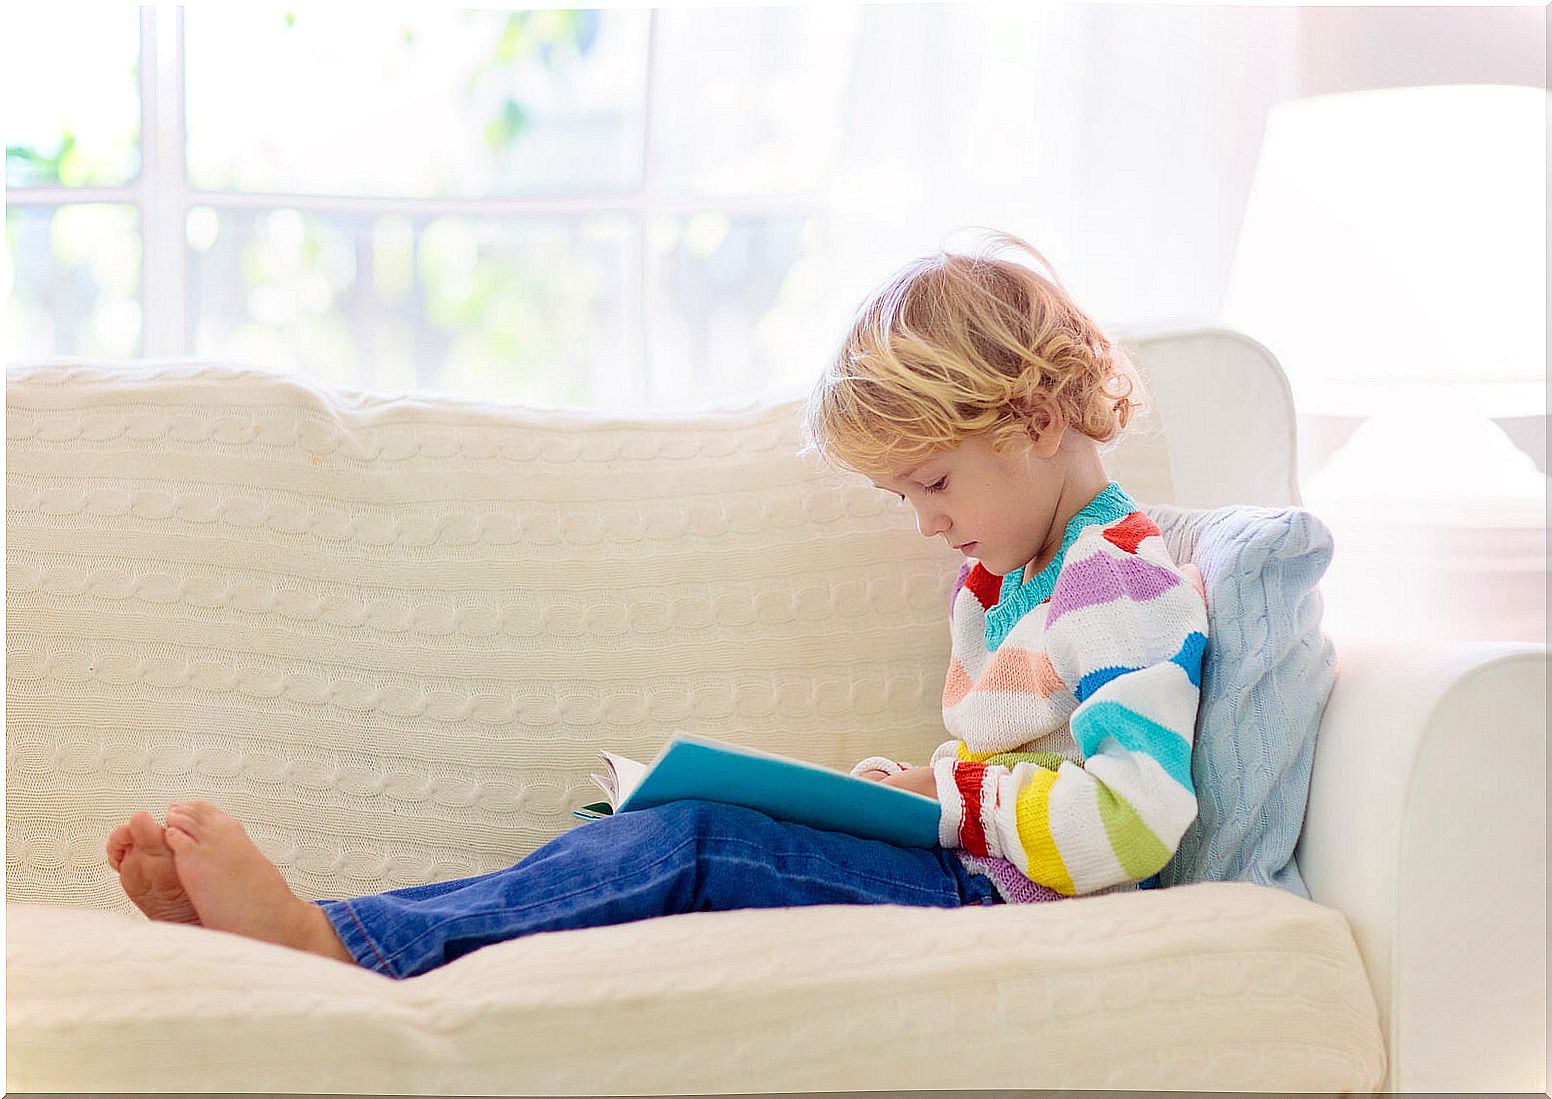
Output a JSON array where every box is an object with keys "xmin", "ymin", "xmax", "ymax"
[{"xmin": 925, "ymin": 476, "xmax": 948, "ymax": 493}]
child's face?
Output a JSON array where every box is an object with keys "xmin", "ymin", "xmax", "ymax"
[{"xmin": 869, "ymin": 423, "xmax": 1101, "ymax": 581}]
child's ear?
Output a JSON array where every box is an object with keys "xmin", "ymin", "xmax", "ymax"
[{"xmin": 1020, "ymin": 394, "xmax": 1066, "ymax": 457}]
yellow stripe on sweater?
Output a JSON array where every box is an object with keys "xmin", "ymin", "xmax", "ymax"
[
  {"xmin": 956, "ymin": 743, "xmax": 1070, "ymax": 772},
  {"xmin": 1011, "ymin": 765, "xmax": 1076, "ymax": 896}
]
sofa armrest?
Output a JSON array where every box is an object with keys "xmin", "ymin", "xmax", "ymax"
[{"xmin": 1295, "ymin": 635, "xmax": 1547, "ymax": 1094}]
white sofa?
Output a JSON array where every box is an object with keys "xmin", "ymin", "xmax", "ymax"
[{"xmin": 6, "ymin": 326, "xmax": 1545, "ymax": 1095}]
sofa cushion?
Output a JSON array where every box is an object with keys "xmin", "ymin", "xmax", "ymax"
[
  {"xmin": 1144, "ymin": 504, "xmax": 1337, "ymax": 898},
  {"xmin": 0, "ymin": 358, "xmax": 1183, "ymax": 913},
  {"xmin": 5, "ymin": 360, "xmax": 975, "ymax": 911},
  {"xmin": 6, "ymin": 882, "xmax": 1383, "ymax": 1093}
]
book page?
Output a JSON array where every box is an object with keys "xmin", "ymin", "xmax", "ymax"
[{"xmin": 599, "ymin": 750, "xmax": 649, "ymax": 809}]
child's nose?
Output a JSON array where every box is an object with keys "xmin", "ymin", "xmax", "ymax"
[{"xmin": 915, "ymin": 510, "xmax": 950, "ymax": 540}]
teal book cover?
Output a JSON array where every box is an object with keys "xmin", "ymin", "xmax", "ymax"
[{"xmin": 572, "ymin": 732, "xmax": 941, "ymax": 849}]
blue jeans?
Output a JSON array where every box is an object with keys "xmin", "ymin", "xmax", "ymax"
[{"xmin": 314, "ymin": 799, "xmax": 1003, "ymax": 979}]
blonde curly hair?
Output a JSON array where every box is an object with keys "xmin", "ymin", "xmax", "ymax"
[{"xmin": 799, "ymin": 228, "xmax": 1145, "ymax": 476}]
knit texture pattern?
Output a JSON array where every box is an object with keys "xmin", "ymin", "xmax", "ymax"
[
  {"xmin": 857, "ymin": 482, "xmax": 1209, "ymax": 903},
  {"xmin": 6, "ymin": 348, "xmax": 1392, "ymax": 1098},
  {"xmin": 6, "ymin": 360, "xmax": 1184, "ymax": 912},
  {"xmin": 1143, "ymin": 502, "xmax": 1336, "ymax": 898}
]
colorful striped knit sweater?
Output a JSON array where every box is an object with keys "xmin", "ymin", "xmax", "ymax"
[{"xmin": 851, "ymin": 481, "xmax": 1208, "ymax": 904}]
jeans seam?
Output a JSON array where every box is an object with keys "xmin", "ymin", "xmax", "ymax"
[
  {"xmin": 706, "ymin": 832, "xmax": 958, "ymax": 905},
  {"xmin": 363, "ymin": 809, "xmax": 964, "ymax": 974},
  {"xmin": 374, "ymin": 831, "xmax": 703, "ymax": 974},
  {"xmin": 341, "ymin": 898, "xmax": 397, "ymax": 977}
]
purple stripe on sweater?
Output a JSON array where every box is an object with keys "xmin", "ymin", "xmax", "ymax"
[
  {"xmin": 958, "ymin": 852, "xmax": 1145, "ymax": 903},
  {"xmin": 951, "ymin": 560, "xmax": 973, "ymax": 620},
  {"xmin": 1045, "ymin": 550, "xmax": 1181, "ymax": 627},
  {"xmin": 958, "ymin": 853, "xmax": 1066, "ymax": 903}
]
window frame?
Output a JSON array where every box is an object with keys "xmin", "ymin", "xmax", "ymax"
[{"xmin": 7, "ymin": 5, "xmax": 825, "ymax": 398}]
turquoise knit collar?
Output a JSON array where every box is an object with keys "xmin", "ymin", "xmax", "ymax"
[{"xmin": 983, "ymin": 480, "xmax": 1137, "ymax": 651}]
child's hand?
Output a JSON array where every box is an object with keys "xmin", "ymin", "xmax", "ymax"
[{"xmin": 878, "ymin": 766, "xmax": 939, "ymax": 800}]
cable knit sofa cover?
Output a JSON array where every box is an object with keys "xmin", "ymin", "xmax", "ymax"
[{"xmin": 6, "ymin": 326, "xmax": 1541, "ymax": 1094}]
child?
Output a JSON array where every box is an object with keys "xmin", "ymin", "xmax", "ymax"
[{"xmin": 105, "ymin": 228, "xmax": 1208, "ymax": 979}]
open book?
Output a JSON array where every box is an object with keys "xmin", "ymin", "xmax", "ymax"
[{"xmin": 572, "ymin": 732, "xmax": 941, "ymax": 849}]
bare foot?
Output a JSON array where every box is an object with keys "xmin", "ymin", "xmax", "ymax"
[
  {"xmin": 107, "ymin": 811, "xmax": 201, "ymax": 925},
  {"xmin": 162, "ymin": 801, "xmax": 356, "ymax": 966}
]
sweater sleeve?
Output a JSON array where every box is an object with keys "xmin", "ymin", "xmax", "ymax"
[
  {"xmin": 848, "ymin": 756, "xmax": 910, "ymax": 778},
  {"xmin": 931, "ymin": 534, "xmax": 1208, "ymax": 896},
  {"xmin": 850, "ymin": 733, "xmax": 966, "ymax": 777}
]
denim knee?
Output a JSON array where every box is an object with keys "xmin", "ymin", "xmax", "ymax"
[{"xmin": 629, "ymin": 798, "xmax": 753, "ymax": 844}]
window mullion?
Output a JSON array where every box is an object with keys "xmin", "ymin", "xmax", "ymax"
[
  {"xmin": 634, "ymin": 8, "xmax": 659, "ymax": 408},
  {"xmin": 6, "ymin": 188, "xmax": 137, "ymax": 206},
  {"xmin": 139, "ymin": 5, "xmax": 189, "ymax": 358}
]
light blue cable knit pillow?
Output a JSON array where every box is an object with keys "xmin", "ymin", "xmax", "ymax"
[{"xmin": 1140, "ymin": 503, "xmax": 1337, "ymax": 899}]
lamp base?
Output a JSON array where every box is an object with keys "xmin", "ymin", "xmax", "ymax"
[
  {"xmin": 1311, "ymin": 492, "xmax": 1546, "ymax": 644},
  {"xmin": 1304, "ymin": 405, "xmax": 1548, "ymax": 644}
]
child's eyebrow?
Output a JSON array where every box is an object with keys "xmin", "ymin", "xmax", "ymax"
[{"xmin": 869, "ymin": 462, "xmax": 928, "ymax": 492}]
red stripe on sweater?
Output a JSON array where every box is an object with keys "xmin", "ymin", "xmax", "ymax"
[
  {"xmin": 953, "ymin": 762, "xmax": 991, "ymax": 856},
  {"xmin": 1102, "ymin": 510, "xmax": 1160, "ymax": 554},
  {"xmin": 964, "ymin": 564, "xmax": 1001, "ymax": 612}
]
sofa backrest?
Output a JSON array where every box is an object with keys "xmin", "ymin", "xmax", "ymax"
[{"xmin": 5, "ymin": 325, "xmax": 1297, "ymax": 911}]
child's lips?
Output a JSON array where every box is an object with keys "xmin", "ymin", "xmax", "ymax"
[{"xmin": 956, "ymin": 541, "xmax": 977, "ymax": 554}]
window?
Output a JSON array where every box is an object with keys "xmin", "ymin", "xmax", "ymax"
[
  {"xmin": 6, "ymin": 5, "xmax": 851, "ymax": 409},
  {"xmin": 5, "ymin": 8, "xmax": 142, "ymax": 359}
]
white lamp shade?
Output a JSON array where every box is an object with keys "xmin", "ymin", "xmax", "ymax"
[{"xmin": 1223, "ymin": 84, "xmax": 1547, "ymax": 417}]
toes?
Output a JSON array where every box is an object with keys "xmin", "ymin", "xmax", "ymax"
[
  {"xmin": 174, "ymin": 801, "xmax": 247, "ymax": 846},
  {"xmin": 128, "ymin": 811, "xmax": 171, "ymax": 855},
  {"xmin": 169, "ymin": 800, "xmax": 225, "ymax": 829},
  {"xmin": 106, "ymin": 824, "xmax": 132, "ymax": 871},
  {"xmin": 164, "ymin": 821, "xmax": 195, "ymax": 853}
]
